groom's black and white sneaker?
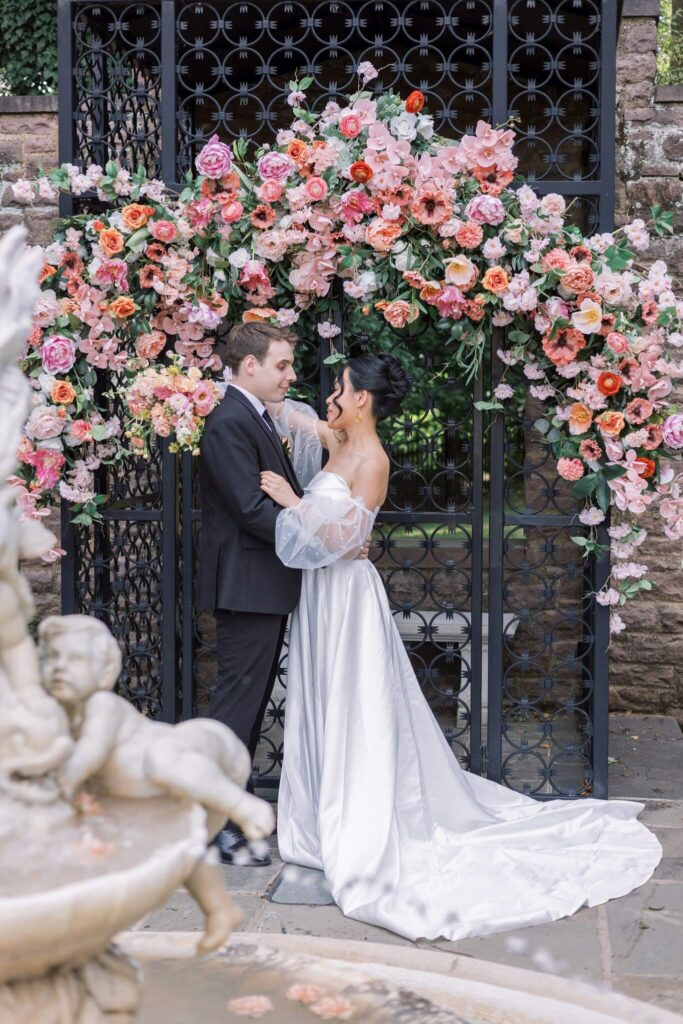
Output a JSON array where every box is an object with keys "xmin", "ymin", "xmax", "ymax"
[{"xmin": 213, "ymin": 824, "xmax": 272, "ymax": 867}]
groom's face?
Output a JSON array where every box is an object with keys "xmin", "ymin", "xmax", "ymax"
[{"xmin": 246, "ymin": 339, "xmax": 297, "ymax": 403}]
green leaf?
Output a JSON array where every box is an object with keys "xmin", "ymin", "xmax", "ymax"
[
  {"xmin": 571, "ymin": 473, "xmax": 599, "ymax": 499},
  {"xmin": 298, "ymin": 75, "xmax": 314, "ymax": 90},
  {"xmin": 474, "ymin": 400, "xmax": 504, "ymax": 412},
  {"xmin": 71, "ymin": 513, "xmax": 93, "ymax": 527},
  {"xmin": 91, "ymin": 424, "xmax": 109, "ymax": 441},
  {"xmin": 323, "ymin": 353, "xmax": 346, "ymax": 366},
  {"xmin": 105, "ymin": 159, "xmax": 119, "ymax": 178},
  {"xmin": 604, "ymin": 243, "xmax": 632, "ymax": 272},
  {"xmin": 534, "ymin": 418, "xmax": 550, "ymax": 434},
  {"xmin": 601, "ymin": 464, "xmax": 626, "ymax": 481},
  {"xmin": 571, "ymin": 536, "xmax": 589, "ymax": 547}
]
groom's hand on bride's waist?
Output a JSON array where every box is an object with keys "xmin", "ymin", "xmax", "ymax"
[{"xmin": 355, "ymin": 539, "xmax": 370, "ymax": 560}]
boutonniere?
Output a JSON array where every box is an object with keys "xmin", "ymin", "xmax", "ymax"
[{"xmin": 280, "ymin": 435, "xmax": 293, "ymax": 457}]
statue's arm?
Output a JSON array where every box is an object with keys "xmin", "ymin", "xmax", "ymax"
[{"xmin": 61, "ymin": 693, "xmax": 121, "ymax": 796}]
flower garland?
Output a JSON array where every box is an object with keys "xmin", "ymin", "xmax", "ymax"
[{"xmin": 11, "ymin": 63, "xmax": 683, "ymax": 629}]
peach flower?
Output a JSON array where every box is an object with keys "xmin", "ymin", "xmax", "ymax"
[
  {"xmin": 365, "ymin": 217, "xmax": 403, "ymax": 252},
  {"xmin": 557, "ymin": 457, "xmax": 585, "ymax": 481},
  {"xmin": 242, "ymin": 307, "xmax": 277, "ymax": 322},
  {"xmin": 135, "ymin": 330, "xmax": 166, "ymax": 360},
  {"xmin": 121, "ymin": 203, "xmax": 155, "ymax": 230},
  {"xmin": 51, "ymin": 380, "xmax": 76, "ymax": 405},
  {"xmin": 596, "ymin": 410, "xmax": 626, "ymax": 436},
  {"xmin": 579, "ymin": 438, "xmax": 602, "ymax": 461},
  {"xmin": 149, "ymin": 219, "xmax": 177, "ymax": 243},
  {"xmin": 455, "ymin": 220, "xmax": 484, "ymax": 249},
  {"xmin": 98, "ymin": 228, "xmax": 124, "ymax": 257},
  {"xmin": 411, "ymin": 188, "xmax": 452, "ymax": 226},
  {"xmin": 482, "ymin": 266, "xmax": 509, "ymax": 293},
  {"xmin": 383, "ymin": 300, "xmax": 418, "ymax": 328},
  {"xmin": 309, "ymin": 995, "xmax": 356, "ymax": 1020},
  {"xmin": 221, "ymin": 200, "xmax": 244, "ymax": 223},
  {"xmin": 569, "ymin": 402, "xmax": 592, "ymax": 434},
  {"xmin": 444, "ymin": 254, "xmax": 478, "ymax": 289},
  {"xmin": 541, "ymin": 327, "xmax": 586, "ymax": 366},
  {"xmin": 226, "ymin": 995, "xmax": 273, "ymax": 1017},
  {"xmin": 562, "ymin": 264, "xmax": 595, "ymax": 293},
  {"xmin": 109, "ymin": 296, "xmax": 138, "ymax": 319},
  {"xmin": 286, "ymin": 984, "xmax": 328, "ymax": 1004},
  {"xmin": 606, "ymin": 331, "xmax": 629, "ymax": 355}
]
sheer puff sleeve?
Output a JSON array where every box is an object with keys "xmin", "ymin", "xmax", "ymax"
[
  {"xmin": 268, "ymin": 398, "xmax": 322, "ymax": 488},
  {"xmin": 276, "ymin": 486, "xmax": 377, "ymax": 569}
]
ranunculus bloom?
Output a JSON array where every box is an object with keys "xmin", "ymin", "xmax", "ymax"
[
  {"xmin": 606, "ymin": 331, "xmax": 629, "ymax": 355},
  {"xmin": 339, "ymin": 113, "xmax": 362, "ymax": 138},
  {"xmin": 482, "ymin": 266, "xmax": 509, "ymax": 293},
  {"xmin": 109, "ymin": 296, "xmax": 138, "ymax": 319},
  {"xmin": 633, "ymin": 456, "xmax": 656, "ymax": 478},
  {"xmin": 41, "ymin": 334, "xmax": 76, "ymax": 374},
  {"xmin": 624, "ymin": 397, "xmax": 654, "ymax": 425},
  {"xmin": 541, "ymin": 326, "xmax": 585, "ymax": 366},
  {"xmin": 305, "ymin": 176, "xmax": 328, "ymax": 202},
  {"xmin": 98, "ymin": 227, "xmax": 124, "ymax": 257},
  {"xmin": 596, "ymin": 410, "xmax": 626, "ymax": 436},
  {"xmin": 149, "ymin": 219, "xmax": 177, "ymax": 243},
  {"xmin": 365, "ymin": 217, "xmax": 403, "ymax": 251},
  {"xmin": 51, "ymin": 380, "xmax": 76, "ymax": 405},
  {"xmin": 557, "ymin": 457, "xmax": 585, "ymax": 481},
  {"xmin": 195, "ymin": 133, "xmax": 233, "ymax": 178},
  {"xmin": 569, "ymin": 402, "xmax": 592, "ymax": 434},
  {"xmin": 542, "ymin": 248, "xmax": 572, "ymax": 271},
  {"xmin": 121, "ymin": 203, "xmax": 155, "ymax": 230},
  {"xmin": 579, "ymin": 438, "xmax": 603, "ymax": 461},
  {"xmin": 561, "ymin": 264, "xmax": 595, "ymax": 293},
  {"xmin": 67, "ymin": 419, "xmax": 94, "ymax": 443},
  {"xmin": 382, "ymin": 299, "xmax": 418, "ymax": 328},
  {"xmin": 455, "ymin": 220, "xmax": 484, "ymax": 248},
  {"xmin": 405, "ymin": 89, "xmax": 425, "ymax": 113},
  {"xmin": 135, "ymin": 330, "xmax": 166, "ymax": 360},
  {"xmin": 662, "ymin": 413, "xmax": 683, "ymax": 449},
  {"xmin": 221, "ymin": 200, "xmax": 244, "ymax": 223},
  {"xmin": 257, "ymin": 180, "xmax": 283, "ymax": 202},
  {"xmin": 349, "ymin": 160, "xmax": 374, "ymax": 183},
  {"xmin": 596, "ymin": 371, "xmax": 622, "ymax": 396}
]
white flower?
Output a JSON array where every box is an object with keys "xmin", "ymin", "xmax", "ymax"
[
  {"xmin": 608, "ymin": 523, "xmax": 632, "ymax": 540},
  {"xmin": 540, "ymin": 193, "xmax": 566, "ymax": 216},
  {"xmin": 275, "ymin": 309, "xmax": 300, "ymax": 326},
  {"xmin": 596, "ymin": 586, "xmax": 619, "ymax": 605},
  {"xmin": 482, "ymin": 237, "xmax": 506, "ymax": 260},
  {"xmin": 287, "ymin": 89, "xmax": 306, "ymax": 107},
  {"xmin": 317, "ymin": 321, "xmax": 341, "ymax": 339},
  {"xmin": 610, "ymin": 611, "xmax": 626, "ymax": 634},
  {"xmin": 357, "ymin": 60, "xmax": 378, "ymax": 82},
  {"xmin": 389, "ymin": 112, "xmax": 418, "ymax": 141},
  {"xmin": 492, "ymin": 310, "xmax": 513, "ymax": 326},
  {"xmin": 571, "ymin": 298, "xmax": 602, "ymax": 334},
  {"xmin": 417, "ymin": 114, "xmax": 434, "ymax": 139},
  {"xmin": 382, "ymin": 203, "xmax": 401, "ymax": 221},
  {"xmin": 523, "ymin": 362, "xmax": 546, "ymax": 380},
  {"xmin": 611, "ymin": 561, "xmax": 648, "ymax": 580},
  {"xmin": 588, "ymin": 232, "xmax": 615, "ymax": 254},
  {"xmin": 228, "ymin": 247, "xmax": 250, "ymax": 268},
  {"xmin": 391, "ymin": 243, "xmax": 414, "ymax": 271},
  {"xmin": 11, "ymin": 179, "xmax": 34, "ymax": 203},
  {"xmin": 37, "ymin": 176, "xmax": 57, "ymax": 200},
  {"xmin": 496, "ymin": 348, "xmax": 519, "ymax": 366},
  {"xmin": 668, "ymin": 332, "xmax": 683, "ymax": 348},
  {"xmin": 579, "ymin": 507, "xmax": 606, "ymax": 526},
  {"xmin": 624, "ymin": 218, "xmax": 650, "ymax": 252},
  {"xmin": 494, "ymin": 383, "xmax": 514, "ymax": 400},
  {"xmin": 529, "ymin": 384, "xmax": 555, "ymax": 400}
]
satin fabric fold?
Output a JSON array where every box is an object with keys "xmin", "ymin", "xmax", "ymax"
[{"xmin": 277, "ymin": 471, "xmax": 662, "ymax": 942}]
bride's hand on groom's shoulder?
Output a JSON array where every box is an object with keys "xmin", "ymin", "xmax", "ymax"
[{"xmin": 260, "ymin": 471, "xmax": 300, "ymax": 508}]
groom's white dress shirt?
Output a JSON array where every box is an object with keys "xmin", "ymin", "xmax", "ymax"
[{"xmin": 229, "ymin": 382, "xmax": 272, "ymax": 430}]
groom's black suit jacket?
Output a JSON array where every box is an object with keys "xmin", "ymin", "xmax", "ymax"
[{"xmin": 196, "ymin": 386, "xmax": 304, "ymax": 615}]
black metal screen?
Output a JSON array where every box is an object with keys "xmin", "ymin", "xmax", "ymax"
[{"xmin": 59, "ymin": 0, "xmax": 616, "ymax": 798}]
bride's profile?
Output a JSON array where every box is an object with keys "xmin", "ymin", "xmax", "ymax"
[{"xmin": 259, "ymin": 350, "xmax": 661, "ymax": 944}]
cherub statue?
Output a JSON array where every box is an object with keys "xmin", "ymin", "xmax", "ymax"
[{"xmin": 39, "ymin": 614, "xmax": 276, "ymax": 954}]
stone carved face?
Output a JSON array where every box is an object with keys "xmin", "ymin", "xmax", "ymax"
[{"xmin": 39, "ymin": 615, "xmax": 122, "ymax": 708}]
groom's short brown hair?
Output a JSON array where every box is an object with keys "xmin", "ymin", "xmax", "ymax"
[{"xmin": 223, "ymin": 322, "xmax": 297, "ymax": 373}]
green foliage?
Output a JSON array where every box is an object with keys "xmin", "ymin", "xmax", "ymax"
[
  {"xmin": 657, "ymin": 0, "xmax": 683, "ymax": 86},
  {"xmin": 0, "ymin": 0, "xmax": 57, "ymax": 95}
]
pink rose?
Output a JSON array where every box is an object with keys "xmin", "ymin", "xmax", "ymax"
[
  {"xmin": 662, "ymin": 413, "xmax": 683, "ymax": 450},
  {"xmin": 195, "ymin": 133, "xmax": 233, "ymax": 179},
  {"xmin": 192, "ymin": 382, "xmax": 218, "ymax": 417},
  {"xmin": 24, "ymin": 405, "xmax": 65, "ymax": 441},
  {"xmin": 66, "ymin": 419, "xmax": 94, "ymax": 444},
  {"xmin": 257, "ymin": 151, "xmax": 295, "ymax": 182},
  {"xmin": 465, "ymin": 194, "xmax": 505, "ymax": 225},
  {"xmin": 220, "ymin": 200, "xmax": 243, "ymax": 223},
  {"xmin": 339, "ymin": 113, "xmax": 362, "ymax": 138},
  {"xmin": 257, "ymin": 180, "xmax": 283, "ymax": 202},
  {"xmin": 149, "ymin": 219, "xmax": 177, "ymax": 243},
  {"xmin": 305, "ymin": 176, "xmax": 328, "ymax": 202},
  {"xmin": 135, "ymin": 330, "xmax": 166, "ymax": 360},
  {"xmin": 606, "ymin": 331, "xmax": 629, "ymax": 355},
  {"xmin": 41, "ymin": 334, "xmax": 76, "ymax": 374},
  {"xmin": 557, "ymin": 457, "xmax": 585, "ymax": 481}
]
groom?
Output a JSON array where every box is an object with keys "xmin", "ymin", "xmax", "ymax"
[{"xmin": 196, "ymin": 321, "xmax": 303, "ymax": 866}]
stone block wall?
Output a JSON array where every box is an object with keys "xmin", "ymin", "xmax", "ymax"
[
  {"xmin": 612, "ymin": 4, "xmax": 683, "ymax": 721},
  {"xmin": 0, "ymin": 95, "xmax": 61, "ymax": 621},
  {"xmin": 1, "ymin": 10, "xmax": 683, "ymax": 716}
]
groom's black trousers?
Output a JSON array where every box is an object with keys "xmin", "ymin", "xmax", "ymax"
[{"xmin": 209, "ymin": 610, "xmax": 287, "ymax": 791}]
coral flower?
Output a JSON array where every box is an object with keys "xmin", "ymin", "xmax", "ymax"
[
  {"xmin": 349, "ymin": 161, "xmax": 373, "ymax": 183},
  {"xmin": 382, "ymin": 300, "xmax": 418, "ymax": 328},
  {"xmin": 250, "ymin": 204, "xmax": 277, "ymax": 229},
  {"xmin": 242, "ymin": 307, "xmax": 277, "ymax": 323},
  {"xmin": 98, "ymin": 227, "xmax": 124, "ymax": 257},
  {"xmin": 145, "ymin": 241, "xmax": 166, "ymax": 261},
  {"xmin": 455, "ymin": 220, "xmax": 484, "ymax": 248},
  {"xmin": 482, "ymin": 266, "xmax": 509, "ymax": 293},
  {"xmin": 139, "ymin": 264, "xmax": 163, "ymax": 288},
  {"xmin": 39, "ymin": 264, "xmax": 57, "ymax": 283},
  {"xmin": 557, "ymin": 457, "xmax": 585, "ymax": 481},
  {"xmin": 405, "ymin": 89, "xmax": 425, "ymax": 113},
  {"xmin": 51, "ymin": 380, "xmax": 76, "ymax": 405},
  {"xmin": 412, "ymin": 188, "xmax": 452, "ymax": 226},
  {"xmin": 625, "ymin": 397, "xmax": 654, "ymax": 425},
  {"xmin": 60, "ymin": 251, "xmax": 85, "ymax": 277},
  {"xmin": 541, "ymin": 326, "xmax": 586, "ymax": 366},
  {"xmin": 596, "ymin": 371, "xmax": 622, "ymax": 396},
  {"xmin": 473, "ymin": 165, "xmax": 513, "ymax": 195},
  {"xmin": 339, "ymin": 114, "xmax": 362, "ymax": 138},
  {"xmin": 109, "ymin": 296, "xmax": 138, "ymax": 319},
  {"xmin": 287, "ymin": 139, "xmax": 310, "ymax": 164},
  {"xmin": 596, "ymin": 410, "xmax": 626, "ymax": 436},
  {"xmin": 569, "ymin": 402, "xmax": 592, "ymax": 434},
  {"xmin": 579, "ymin": 438, "xmax": 603, "ymax": 461},
  {"xmin": 121, "ymin": 203, "xmax": 155, "ymax": 230},
  {"xmin": 633, "ymin": 456, "xmax": 656, "ymax": 478}
]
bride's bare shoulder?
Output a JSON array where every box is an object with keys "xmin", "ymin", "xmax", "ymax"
[{"xmin": 350, "ymin": 450, "xmax": 389, "ymax": 506}]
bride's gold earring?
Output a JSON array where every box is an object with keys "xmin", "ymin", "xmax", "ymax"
[{"xmin": 355, "ymin": 411, "xmax": 364, "ymax": 423}]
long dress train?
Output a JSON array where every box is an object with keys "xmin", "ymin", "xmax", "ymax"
[{"xmin": 272, "ymin": 401, "xmax": 662, "ymax": 943}]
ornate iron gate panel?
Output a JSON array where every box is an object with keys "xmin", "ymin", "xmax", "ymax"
[{"xmin": 58, "ymin": 0, "xmax": 616, "ymax": 797}]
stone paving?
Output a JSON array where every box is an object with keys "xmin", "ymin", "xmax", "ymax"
[{"xmin": 135, "ymin": 715, "xmax": 683, "ymax": 1015}]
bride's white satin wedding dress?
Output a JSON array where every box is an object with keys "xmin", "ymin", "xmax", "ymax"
[{"xmin": 271, "ymin": 401, "xmax": 662, "ymax": 943}]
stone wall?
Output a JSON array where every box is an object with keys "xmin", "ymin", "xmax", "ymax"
[
  {"xmin": 611, "ymin": 1, "xmax": 683, "ymax": 722},
  {"xmin": 2, "ymin": 10, "xmax": 683, "ymax": 715},
  {"xmin": 0, "ymin": 95, "xmax": 61, "ymax": 620}
]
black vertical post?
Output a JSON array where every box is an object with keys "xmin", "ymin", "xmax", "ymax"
[
  {"xmin": 181, "ymin": 451, "xmax": 195, "ymax": 721},
  {"xmin": 591, "ymin": 525, "xmax": 611, "ymax": 798},
  {"xmin": 599, "ymin": 0, "xmax": 617, "ymax": 232},
  {"xmin": 160, "ymin": 0, "xmax": 177, "ymax": 186},
  {"xmin": 486, "ymin": 1, "xmax": 509, "ymax": 782},
  {"xmin": 468, "ymin": 366, "xmax": 484, "ymax": 774},
  {"xmin": 159, "ymin": 439, "xmax": 178, "ymax": 722}
]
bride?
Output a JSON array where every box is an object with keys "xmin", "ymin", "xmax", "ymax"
[{"xmin": 259, "ymin": 351, "xmax": 661, "ymax": 943}]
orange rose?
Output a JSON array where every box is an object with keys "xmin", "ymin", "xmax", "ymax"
[
  {"xmin": 419, "ymin": 281, "xmax": 442, "ymax": 304},
  {"xmin": 405, "ymin": 90, "xmax": 425, "ymax": 113},
  {"xmin": 482, "ymin": 267, "xmax": 509, "ymax": 293},
  {"xmin": 109, "ymin": 296, "xmax": 138, "ymax": 319},
  {"xmin": 51, "ymin": 380, "xmax": 76, "ymax": 405},
  {"xmin": 121, "ymin": 203, "xmax": 155, "ymax": 230},
  {"xmin": 596, "ymin": 410, "xmax": 625, "ymax": 437},
  {"xmin": 242, "ymin": 307, "xmax": 277, "ymax": 323},
  {"xmin": 569, "ymin": 402, "xmax": 592, "ymax": 433},
  {"xmin": 350, "ymin": 161, "xmax": 373, "ymax": 184},
  {"xmin": 92, "ymin": 219, "xmax": 105, "ymax": 232},
  {"xmin": 99, "ymin": 227, "xmax": 124, "ymax": 257},
  {"xmin": 382, "ymin": 300, "xmax": 418, "ymax": 329},
  {"xmin": 561, "ymin": 264, "xmax": 595, "ymax": 293},
  {"xmin": 38, "ymin": 264, "xmax": 56, "ymax": 283},
  {"xmin": 365, "ymin": 217, "xmax": 403, "ymax": 252},
  {"xmin": 287, "ymin": 139, "xmax": 309, "ymax": 165},
  {"xmin": 596, "ymin": 371, "xmax": 622, "ymax": 396}
]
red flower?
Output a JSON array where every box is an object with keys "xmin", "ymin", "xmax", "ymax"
[
  {"xmin": 633, "ymin": 456, "xmax": 656, "ymax": 478},
  {"xmin": 349, "ymin": 161, "xmax": 373, "ymax": 183},
  {"xmin": 596, "ymin": 371, "xmax": 622, "ymax": 396},
  {"xmin": 405, "ymin": 90, "xmax": 425, "ymax": 113}
]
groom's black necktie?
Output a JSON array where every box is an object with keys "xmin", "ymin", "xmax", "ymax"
[{"xmin": 261, "ymin": 409, "xmax": 275, "ymax": 432}]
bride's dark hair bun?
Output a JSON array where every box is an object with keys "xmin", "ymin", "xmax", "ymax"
[{"xmin": 346, "ymin": 352, "xmax": 412, "ymax": 420}]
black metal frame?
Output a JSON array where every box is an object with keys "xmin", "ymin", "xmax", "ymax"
[{"xmin": 58, "ymin": 0, "xmax": 616, "ymax": 798}]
